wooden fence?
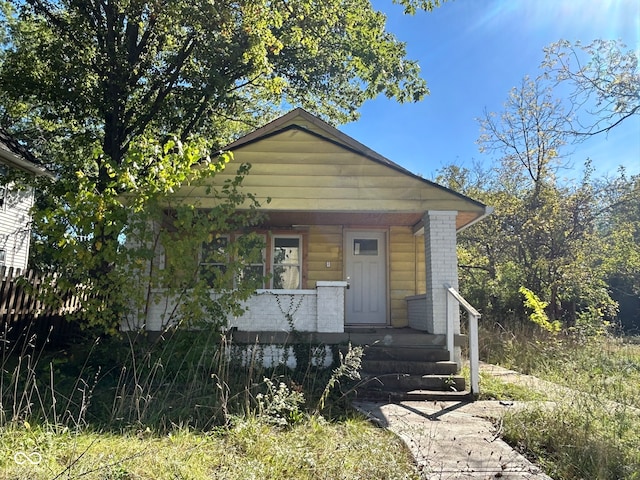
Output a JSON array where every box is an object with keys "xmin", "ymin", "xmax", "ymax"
[{"xmin": 0, "ymin": 266, "xmax": 85, "ymax": 343}]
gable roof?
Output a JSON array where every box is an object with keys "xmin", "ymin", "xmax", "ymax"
[
  {"xmin": 177, "ymin": 108, "xmax": 490, "ymax": 230},
  {"xmin": 0, "ymin": 129, "xmax": 54, "ymax": 178},
  {"xmin": 227, "ymin": 108, "xmax": 485, "ymax": 202},
  {"xmin": 226, "ymin": 108, "xmax": 410, "ymax": 173},
  {"xmin": 221, "ymin": 109, "xmax": 489, "ymax": 228}
]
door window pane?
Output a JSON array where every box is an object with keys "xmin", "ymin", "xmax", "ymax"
[{"xmin": 353, "ymin": 239, "xmax": 378, "ymax": 256}]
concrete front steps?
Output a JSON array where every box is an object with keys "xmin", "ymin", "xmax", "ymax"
[
  {"xmin": 229, "ymin": 327, "xmax": 472, "ymax": 401},
  {"xmin": 345, "ymin": 328, "xmax": 471, "ymax": 401},
  {"xmin": 349, "ymin": 330, "xmax": 471, "ymax": 401}
]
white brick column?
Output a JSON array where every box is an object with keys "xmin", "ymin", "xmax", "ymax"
[
  {"xmin": 316, "ymin": 281, "xmax": 348, "ymax": 333},
  {"xmin": 421, "ymin": 211, "xmax": 459, "ymax": 334}
]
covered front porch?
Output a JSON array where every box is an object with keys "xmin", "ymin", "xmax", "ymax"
[
  {"xmin": 229, "ymin": 298, "xmax": 480, "ymax": 399},
  {"xmin": 225, "ymin": 208, "xmax": 470, "ymax": 335},
  {"xmin": 227, "ymin": 282, "xmax": 481, "ymax": 398}
]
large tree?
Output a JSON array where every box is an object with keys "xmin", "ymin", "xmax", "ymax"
[
  {"xmin": 0, "ymin": 0, "xmax": 434, "ymax": 331},
  {"xmin": 446, "ymin": 74, "xmax": 636, "ymax": 330},
  {"xmin": 445, "ymin": 38, "xmax": 640, "ymax": 331},
  {"xmin": 1, "ymin": 0, "xmax": 429, "ymax": 157}
]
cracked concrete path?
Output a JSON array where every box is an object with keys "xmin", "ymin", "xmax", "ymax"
[
  {"xmin": 352, "ymin": 361, "xmax": 571, "ymax": 479},
  {"xmin": 353, "ymin": 399, "xmax": 552, "ymax": 479}
]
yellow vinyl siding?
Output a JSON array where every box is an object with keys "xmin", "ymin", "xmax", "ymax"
[
  {"xmin": 184, "ymin": 130, "xmax": 486, "ymax": 217},
  {"xmin": 306, "ymin": 226, "xmax": 343, "ymax": 287},
  {"xmin": 389, "ymin": 226, "xmax": 420, "ymax": 327}
]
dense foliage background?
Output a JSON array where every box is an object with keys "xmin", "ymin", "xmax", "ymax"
[{"xmin": 438, "ymin": 40, "xmax": 639, "ymax": 332}]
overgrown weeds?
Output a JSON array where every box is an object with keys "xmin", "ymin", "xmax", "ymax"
[
  {"xmin": 481, "ymin": 322, "xmax": 640, "ymax": 479},
  {"xmin": 0, "ymin": 415, "xmax": 418, "ymax": 479},
  {"xmin": 480, "ymin": 322, "xmax": 640, "ymax": 407},
  {"xmin": 0, "ymin": 323, "xmax": 412, "ymax": 478},
  {"xmin": 503, "ymin": 397, "xmax": 640, "ymax": 479},
  {"xmin": 1, "ymin": 324, "xmax": 364, "ymax": 431}
]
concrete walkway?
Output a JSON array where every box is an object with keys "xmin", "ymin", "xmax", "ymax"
[{"xmin": 353, "ymin": 363, "xmax": 555, "ymax": 479}]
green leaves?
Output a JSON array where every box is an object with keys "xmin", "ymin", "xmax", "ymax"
[
  {"xmin": 519, "ymin": 286, "xmax": 562, "ymax": 334},
  {"xmin": 465, "ymin": 41, "xmax": 640, "ymax": 332},
  {"xmin": 393, "ymin": 0, "xmax": 445, "ymax": 15},
  {"xmin": 0, "ymin": 0, "xmax": 439, "ymax": 333},
  {"xmin": 2, "ymin": 0, "xmax": 430, "ymax": 145}
]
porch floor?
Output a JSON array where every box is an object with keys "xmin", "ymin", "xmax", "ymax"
[{"xmin": 228, "ymin": 326, "xmax": 466, "ymax": 348}]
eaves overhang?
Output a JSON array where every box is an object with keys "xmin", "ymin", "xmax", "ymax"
[{"xmin": 0, "ymin": 130, "xmax": 55, "ymax": 179}]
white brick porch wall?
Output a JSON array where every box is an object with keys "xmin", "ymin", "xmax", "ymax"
[
  {"xmin": 125, "ymin": 281, "xmax": 348, "ymax": 333},
  {"xmin": 231, "ymin": 289, "xmax": 317, "ymax": 331}
]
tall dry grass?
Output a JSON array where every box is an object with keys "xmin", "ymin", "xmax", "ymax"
[
  {"xmin": 1, "ymin": 323, "xmax": 405, "ymax": 479},
  {"xmin": 480, "ymin": 322, "xmax": 640, "ymax": 479}
]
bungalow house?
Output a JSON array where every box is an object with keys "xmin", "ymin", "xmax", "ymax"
[
  {"xmin": 130, "ymin": 109, "xmax": 490, "ymax": 397},
  {"xmin": 0, "ymin": 130, "xmax": 53, "ymax": 272}
]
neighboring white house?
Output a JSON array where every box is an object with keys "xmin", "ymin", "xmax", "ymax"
[{"xmin": 0, "ymin": 130, "xmax": 53, "ymax": 272}]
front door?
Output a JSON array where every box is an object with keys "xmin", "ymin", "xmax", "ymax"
[{"xmin": 345, "ymin": 231, "xmax": 387, "ymax": 325}]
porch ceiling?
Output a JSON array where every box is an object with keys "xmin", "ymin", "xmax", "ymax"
[
  {"xmin": 261, "ymin": 211, "xmax": 420, "ymax": 228},
  {"xmin": 259, "ymin": 210, "xmax": 479, "ymax": 231}
]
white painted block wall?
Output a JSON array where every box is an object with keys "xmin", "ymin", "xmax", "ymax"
[
  {"xmin": 125, "ymin": 282, "xmax": 348, "ymax": 334},
  {"xmin": 230, "ymin": 290, "xmax": 318, "ymax": 331}
]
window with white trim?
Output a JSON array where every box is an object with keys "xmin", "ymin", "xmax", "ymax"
[
  {"xmin": 237, "ymin": 234, "xmax": 266, "ymax": 288},
  {"xmin": 200, "ymin": 235, "xmax": 230, "ymax": 285},
  {"xmin": 272, "ymin": 236, "xmax": 301, "ymax": 289}
]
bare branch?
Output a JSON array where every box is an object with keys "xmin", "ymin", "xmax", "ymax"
[{"xmin": 541, "ymin": 39, "xmax": 640, "ymax": 139}]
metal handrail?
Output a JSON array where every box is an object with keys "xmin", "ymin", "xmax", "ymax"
[{"xmin": 446, "ymin": 285, "xmax": 481, "ymax": 397}]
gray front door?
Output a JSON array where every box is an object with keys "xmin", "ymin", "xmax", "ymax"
[{"xmin": 345, "ymin": 231, "xmax": 387, "ymax": 325}]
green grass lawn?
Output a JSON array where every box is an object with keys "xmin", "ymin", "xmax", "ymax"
[
  {"xmin": 7, "ymin": 323, "xmax": 640, "ymax": 479},
  {"xmin": 0, "ymin": 416, "xmax": 419, "ymax": 479}
]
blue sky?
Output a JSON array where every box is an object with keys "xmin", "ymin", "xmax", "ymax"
[{"xmin": 340, "ymin": 0, "xmax": 640, "ymax": 181}]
